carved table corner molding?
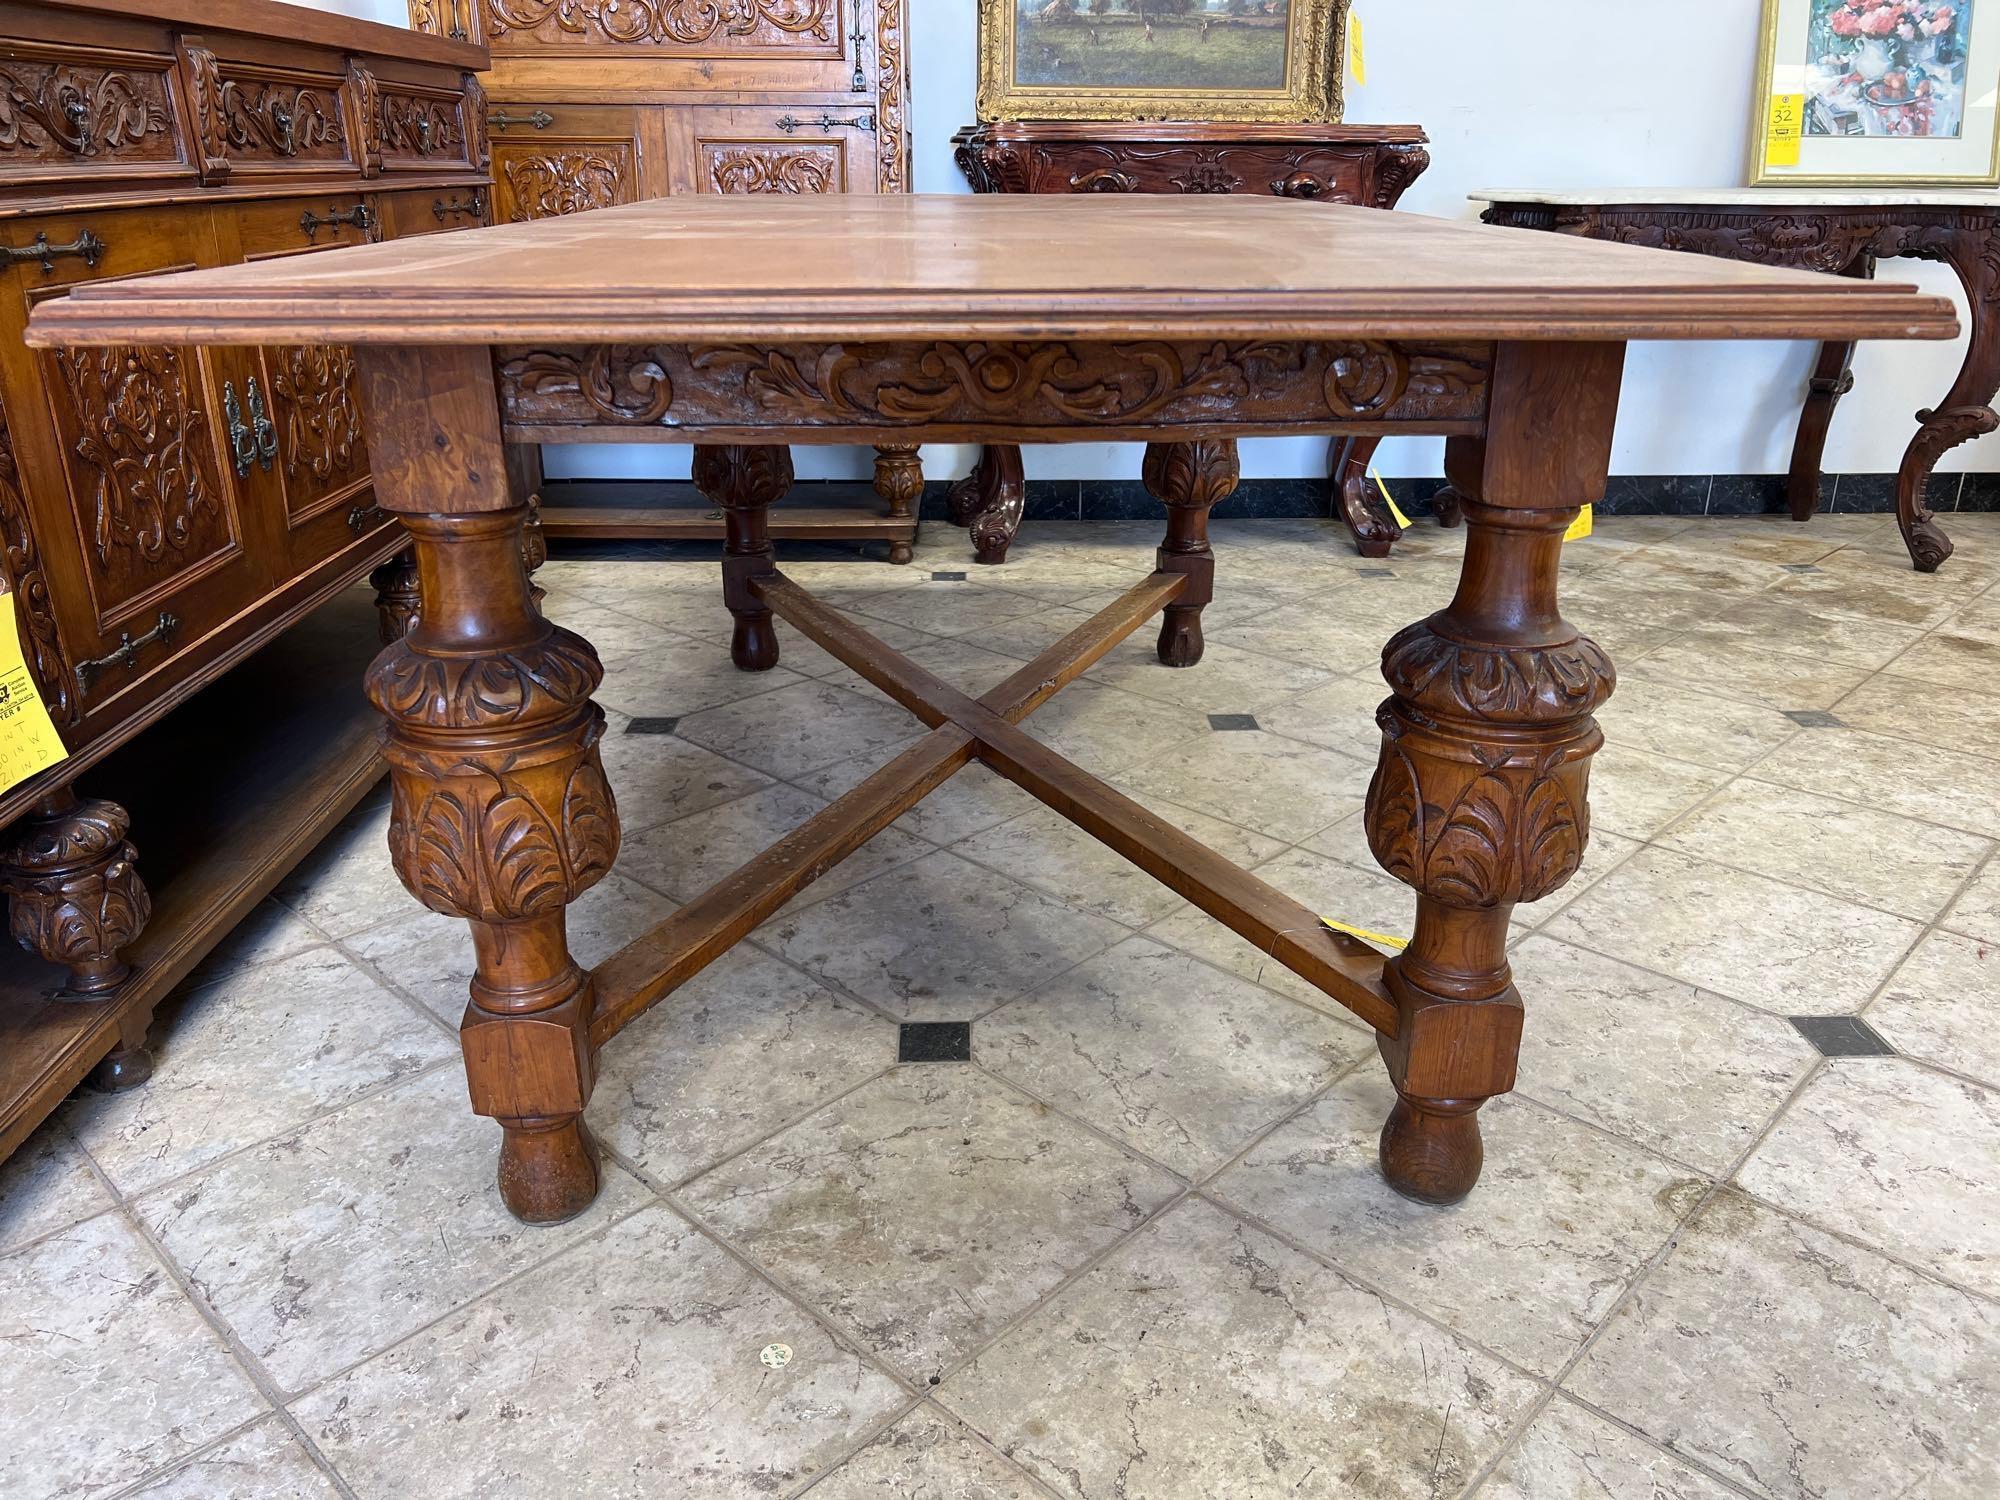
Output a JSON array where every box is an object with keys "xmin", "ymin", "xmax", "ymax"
[
  {"xmin": 952, "ymin": 120, "xmax": 1432, "ymax": 563},
  {"xmin": 1472, "ymin": 188, "xmax": 2000, "ymax": 572},
  {"xmin": 29, "ymin": 194, "xmax": 1954, "ymax": 1226}
]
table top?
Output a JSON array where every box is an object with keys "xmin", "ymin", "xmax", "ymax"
[
  {"xmin": 1473, "ymin": 187, "xmax": 2000, "ymax": 209},
  {"xmin": 25, "ymin": 195, "xmax": 1959, "ymax": 349}
]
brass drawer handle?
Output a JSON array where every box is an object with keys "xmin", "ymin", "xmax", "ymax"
[
  {"xmin": 224, "ymin": 378, "xmax": 276, "ymax": 477},
  {"xmin": 489, "ymin": 109, "xmax": 553, "ymax": 131},
  {"xmin": 298, "ymin": 202, "xmax": 374, "ymax": 243},
  {"xmin": 4, "ymin": 229, "xmax": 107, "ymax": 276},
  {"xmin": 347, "ymin": 503, "xmax": 386, "ymax": 533},
  {"xmin": 269, "ymin": 97, "xmax": 296, "ymax": 156},
  {"xmin": 776, "ymin": 112, "xmax": 875, "ymax": 135},
  {"xmin": 432, "ymin": 188, "xmax": 487, "ymax": 223},
  {"xmin": 76, "ymin": 612, "xmax": 178, "ymax": 693}
]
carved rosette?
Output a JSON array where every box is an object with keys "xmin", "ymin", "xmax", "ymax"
[
  {"xmin": 0, "ymin": 793, "xmax": 151, "ymax": 993},
  {"xmin": 366, "ymin": 627, "xmax": 618, "ymax": 923},
  {"xmin": 1366, "ymin": 619, "xmax": 1614, "ymax": 910}
]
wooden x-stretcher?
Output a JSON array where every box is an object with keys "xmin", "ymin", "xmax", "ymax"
[{"xmin": 587, "ymin": 565, "xmax": 1398, "ymax": 1050}]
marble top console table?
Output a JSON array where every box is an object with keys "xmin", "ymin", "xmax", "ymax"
[{"xmin": 1472, "ymin": 188, "xmax": 2000, "ymax": 571}]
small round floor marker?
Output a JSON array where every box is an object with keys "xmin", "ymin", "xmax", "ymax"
[{"xmin": 760, "ymin": 1343, "xmax": 793, "ymax": 1369}]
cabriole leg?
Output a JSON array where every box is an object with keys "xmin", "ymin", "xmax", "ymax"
[
  {"xmin": 366, "ymin": 507, "xmax": 619, "ymax": 1224},
  {"xmin": 950, "ymin": 445, "xmax": 1025, "ymax": 566},
  {"xmin": 1365, "ymin": 344, "xmax": 1622, "ymax": 1203},
  {"xmin": 693, "ymin": 444, "xmax": 793, "ymax": 672},
  {"xmin": 1144, "ymin": 438, "xmax": 1238, "ymax": 669},
  {"xmin": 1328, "ymin": 434, "xmax": 1403, "ymax": 558}
]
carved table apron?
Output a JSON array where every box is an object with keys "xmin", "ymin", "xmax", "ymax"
[
  {"xmin": 1473, "ymin": 190, "xmax": 2000, "ymax": 572},
  {"xmin": 25, "ymin": 195, "xmax": 1957, "ymax": 1223}
]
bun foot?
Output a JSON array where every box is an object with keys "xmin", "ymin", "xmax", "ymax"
[
  {"xmin": 1379, "ymin": 1094, "xmax": 1484, "ymax": 1206},
  {"xmin": 498, "ymin": 1116, "xmax": 601, "ymax": 1225},
  {"xmin": 85, "ymin": 1042, "xmax": 152, "ymax": 1093},
  {"xmin": 730, "ymin": 615, "xmax": 780, "ymax": 672},
  {"xmin": 1157, "ymin": 607, "xmax": 1205, "ymax": 668}
]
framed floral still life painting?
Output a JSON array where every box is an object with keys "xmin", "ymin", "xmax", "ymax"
[
  {"xmin": 976, "ymin": 0, "xmax": 1351, "ymax": 124},
  {"xmin": 1752, "ymin": 0, "xmax": 2000, "ymax": 184}
]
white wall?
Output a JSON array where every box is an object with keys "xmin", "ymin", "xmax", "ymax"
[{"xmin": 313, "ymin": 0, "xmax": 1997, "ymax": 486}]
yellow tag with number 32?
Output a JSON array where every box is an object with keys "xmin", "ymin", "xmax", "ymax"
[
  {"xmin": 1346, "ymin": 12, "xmax": 1366, "ymax": 87},
  {"xmin": 0, "ymin": 581, "xmax": 68, "ymax": 795},
  {"xmin": 1767, "ymin": 93, "xmax": 1805, "ymax": 167}
]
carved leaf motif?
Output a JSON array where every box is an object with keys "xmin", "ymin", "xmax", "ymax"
[
  {"xmin": 380, "ymin": 91, "xmax": 466, "ymax": 158},
  {"xmin": 1518, "ymin": 762, "xmax": 1588, "ymax": 904},
  {"xmin": 1142, "ymin": 438, "xmax": 1239, "ymax": 508},
  {"xmin": 397, "ymin": 785, "xmax": 480, "ymax": 919},
  {"xmin": 219, "ymin": 80, "xmax": 343, "ymax": 158},
  {"xmin": 502, "ymin": 150, "xmax": 626, "ymax": 219},
  {"xmin": 1371, "ymin": 145, "xmax": 1430, "ymax": 209},
  {"xmin": 875, "ymin": 0, "xmax": 907, "ymax": 193},
  {"xmin": 487, "ymin": 0, "xmax": 834, "ymax": 45},
  {"xmin": 482, "ymin": 792, "xmax": 569, "ymax": 918},
  {"xmin": 0, "ymin": 63, "xmax": 171, "ymax": 156},
  {"xmin": 708, "ymin": 144, "xmax": 836, "ymax": 195},
  {"xmin": 1382, "ymin": 623, "xmax": 1616, "ymax": 725},
  {"xmin": 501, "ymin": 347, "xmax": 673, "ymax": 422},
  {"xmin": 561, "ymin": 758, "xmax": 620, "ymax": 888},
  {"xmin": 268, "ymin": 344, "xmax": 364, "ymax": 482},
  {"xmin": 366, "ymin": 629, "xmax": 602, "ymax": 729}
]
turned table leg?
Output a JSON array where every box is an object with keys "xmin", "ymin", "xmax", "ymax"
[
  {"xmin": 872, "ymin": 444, "xmax": 922, "ymax": 565},
  {"xmin": 950, "ymin": 445, "xmax": 1026, "ymax": 565},
  {"xmin": 1328, "ymin": 435, "xmax": 1404, "ymax": 558},
  {"xmin": 356, "ymin": 347, "xmax": 620, "ymax": 1224},
  {"xmin": 694, "ymin": 444, "xmax": 793, "ymax": 672},
  {"xmin": 1145, "ymin": 439, "xmax": 1238, "ymax": 668},
  {"xmin": 1364, "ymin": 343, "xmax": 1622, "ymax": 1203}
]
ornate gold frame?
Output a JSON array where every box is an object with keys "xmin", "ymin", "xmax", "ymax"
[
  {"xmin": 1749, "ymin": 0, "xmax": 2000, "ymax": 186},
  {"xmin": 977, "ymin": 0, "xmax": 1348, "ymax": 124}
]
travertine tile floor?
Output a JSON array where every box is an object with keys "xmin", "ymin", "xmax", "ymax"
[{"xmin": 3, "ymin": 511, "xmax": 1998, "ymax": 1499}]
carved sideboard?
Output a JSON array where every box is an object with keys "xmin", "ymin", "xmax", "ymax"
[
  {"xmin": 0, "ymin": 0, "xmax": 492, "ymax": 1163},
  {"xmin": 952, "ymin": 120, "xmax": 1431, "ymax": 562},
  {"xmin": 407, "ymin": 0, "xmax": 922, "ymax": 559}
]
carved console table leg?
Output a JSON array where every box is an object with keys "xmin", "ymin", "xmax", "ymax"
[
  {"xmin": 872, "ymin": 444, "xmax": 922, "ymax": 565},
  {"xmin": 370, "ymin": 550, "xmax": 421, "ymax": 642},
  {"xmin": 693, "ymin": 444, "xmax": 794, "ymax": 672},
  {"xmin": 949, "ymin": 445, "xmax": 1026, "ymax": 565},
  {"xmin": 0, "ymin": 788, "xmax": 154, "ymax": 1088},
  {"xmin": 1895, "ymin": 223, "xmax": 1999, "ymax": 572},
  {"xmin": 1145, "ymin": 438, "xmax": 1238, "ymax": 668},
  {"xmin": 1364, "ymin": 345, "xmax": 1620, "ymax": 1203},
  {"xmin": 1787, "ymin": 253, "xmax": 1874, "ymax": 524},
  {"xmin": 355, "ymin": 346, "xmax": 619, "ymax": 1225},
  {"xmin": 1327, "ymin": 435, "xmax": 1404, "ymax": 558}
]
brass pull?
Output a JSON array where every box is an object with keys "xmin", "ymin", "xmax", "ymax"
[
  {"xmin": 776, "ymin": 112, "xmax": 875, "ymax": 134},
  {"xmin": 269, "ymin": 97, "xmax": 296, "ymax": 155},
  {"xmin": 248, "ymin": 378, "xmax": 277, "ymax": 470},
  {"xmin": 415, "ymin": 115, "xmax": 434, "ymax": 152},
  {"xmin": 4, "ymin": 229, "xmax": 106, "ymax": 276},
  {"xmin": 61, "ymin": 93, "xmax": 92, "ymax": 153},
  {"xmin": 76, "ymin": 612, "xmax": 178, "ymax": 693},
  {"xmin": 432, "ymin": 188, "xmax": 487, "ymax": 223},
  {"xmin": 347, "ymin": 503, "xmax": 386, "ymax": 534},
  {"xmin": 223, "ymin": 380, "xmax": 256, "ymax": 477},
  {"xmin": 489, "ymin": 109, "xmax": 553, "ymax": 131},
  {"xmin": 298, "ymin": 201, "xmax": 373, "ymax": 242}
]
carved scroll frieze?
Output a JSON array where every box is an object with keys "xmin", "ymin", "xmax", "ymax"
[
  {"xmin": 500, "ymin": 148, "xmax": 629, "ymax": 219},
  {"xmin": 495, "ymin": 339, "xmax": 1493, "ymax": 436},
  {"xmin": 486, "ymin": 0, "xmax": 835, "ymax": 47},
  {"xmin": 219, "ymin": 77, "xmax": 345, "ymax": 160},
  {"xmin": 268, "ymin": 344, "xmax": 364, "ymax": 484},
  {"xmin": 706, "ymin": 143, "xmax": 837, "ymax": 195},
  {"xmin": 0, "ymin": 60, "xmax": 174, "ymax": 161},
  {"xmin": 0, "ymin": 397, "xmax": 75, "ymax": 725},
  {"xmin": 381, "ymin": 90, "xmax": 467, "ymax": 160}
]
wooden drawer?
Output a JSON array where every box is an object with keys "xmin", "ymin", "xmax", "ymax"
[
  {"xmin": 224, "ymin": 193, "xmax": 377, "ymax": 260},
  {"xmin": 674, "ymin": 106, "xmax": 877, "ymax": 196},
  {"xmin": 178, "ymin": 39, "xmax": 356, "ymax": 182},
  {"xmin": 489, "ymin": 103, "xmax": 644, "ymax": 221},
  {"xmin": 380, "ymin": 183, "xmax": 489, "ymax": 238},
  {"xmin": 375, "ymin": 75, "xmax": 477, "ymax": 172},
  {"xmin": 4, "ymin": 207, "xmax": 276, "ymax": 722},
  {"xmin": 0, "ymin": 37, "xmax": 193, "ymax": 190}
]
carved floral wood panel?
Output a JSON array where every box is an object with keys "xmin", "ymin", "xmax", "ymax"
[
  {"xmin": 485, "ymin": 0, "xmax": 837, "ymax": 51},
  {"xmin": 380, "ymin": 88, "xmax": 468, "ymax": 162},
  {"xmin": 496, "ymin": 339, "xmax": 1493, "ymax": 435},
  {"xmin": 705, "ymin": 142, "xmax": 838, "ymax": 194},
  {"xmin": 266, "ymin": 344, "xmax": 365, "ymax": 509},
  {"xmin": 217, "ymin": 75, "xmax": 348, "ymax": 164},
  {"xmin": 0, "ymin": 58, "xmax": 177, "ymax": 166},
  {"xmin": 496, "ymin": 143, "xmax": 636, "ymax": 220},
  {"xmin": 47, "ymin": 344, "xmax": 236, "ymax": 615}
]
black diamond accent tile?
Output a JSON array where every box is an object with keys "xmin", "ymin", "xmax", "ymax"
[
  {"xmin": 1208, "ymin": 713, "xmax": 1260, "ymax": 732},
  {"xmin": 1357, "ymin": 568, "xmax": 1396, "ymax": 579},
  {"xmin": 625, "ymin": 716, "xmax": 681, "ymax": 736},
  {"xmin": 932, "ymin": 570, "xmax": 968, "ymax": 581},
  {"xmin": 1789, "ymin": 1015, "xmax": 1897, "ymax": 1058},
  {"xmin": 1783, "ymin": 709, "xmax": 1844, "ymax": 728},
  {"xmin": 1782, "ymin": 563, "xmax": 1824, "ymax": 575},
  {"xmin": 899, "ymin": 1021, "xmax": 972, "ymax": 1063}
]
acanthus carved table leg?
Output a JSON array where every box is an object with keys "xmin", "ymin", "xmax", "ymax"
[
  {"xmin": 694, "ymin": 444, "xmax": 793, "ymax": 672},
  {"xmin": 370, "ymin": 550, "xmax": 421, "ymax": 642},
  {"xmin": 0, "ymin": 787, "xmax": 154, "ymax": 1089},
  {"xmin": 1328, "ymin": 435, "xmax": 1403, "ymax": 558},
  {"xmin": 367, "ymin": 506, "xmax": 619, "ymax": 1223},
  {"xmin": 950, "ymin": 445, "xmax": 1026, "ymax": 565},
  {"xmin": 1364, "ymin": 345, "xmax": 1621, "ymax": 1203},
  {"xmin": 1145, "ymin": 438, "xmax": 1238, "ymax": 668},
  {"xmin": 872, "ymin": 444, "xmax": 922, "ymax": 565}
]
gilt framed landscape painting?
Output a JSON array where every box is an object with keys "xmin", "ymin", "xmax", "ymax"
[
  {"xmin": 1752, "ymin": 0, "xmax": 2000, "ymax": 184},
  {"xmin": 977, "ymin": 0, "xmax": 1350, "ymax": 124}
]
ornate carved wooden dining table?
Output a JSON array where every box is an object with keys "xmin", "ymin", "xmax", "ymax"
[{"xmin": 26, "ymin": 196, "xmax": 1957, "ymax": 1225}]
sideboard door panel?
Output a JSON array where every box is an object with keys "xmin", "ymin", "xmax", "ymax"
[
  {"xmin": 673, "ymin": 105, "xmax": 869, "ymax": 196},
  {"xmin": 488, "ymin": 105, "xmax": 646, "ymax": 220}
]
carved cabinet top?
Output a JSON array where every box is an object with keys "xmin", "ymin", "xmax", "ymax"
[
  {"xmin": 27, "ymin": 193, "xmax": 1960, "ymax": 349},
  {"xmin": 1474, "ymin": 187, "xmax": 2000, "ymax": 209}
]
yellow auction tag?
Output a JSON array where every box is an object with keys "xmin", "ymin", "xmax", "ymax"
[
  {"xmin": 1322, "ymin": 916, "xmax": 1408, "ymax": 952},
  {"xmin": 1346, "ymin": 11, "xmax": 1367, "ymax": 87},
  {"xmin": 1371, "ymin": 471, "xmax": 1411, "ymax": 530},
  {"xmin": 1766, "ymin": 92, "xmax": 1805, "ymax": 167},
  {"xmin": 1565, "ymin": 504, "xmax": 1595, "ymax": 542},
  {"xmin": 0, "ymin": 582, "xmax": 68, "ymax": 795}
]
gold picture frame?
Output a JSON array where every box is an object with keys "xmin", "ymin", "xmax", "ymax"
[
  {"xmin": 977, "ymin": 0, "xmax": 1350, "ymax": 124},
  {"xmin": 1750, "ymin": 0, "xmax": 2000, "ymax": 186}
]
